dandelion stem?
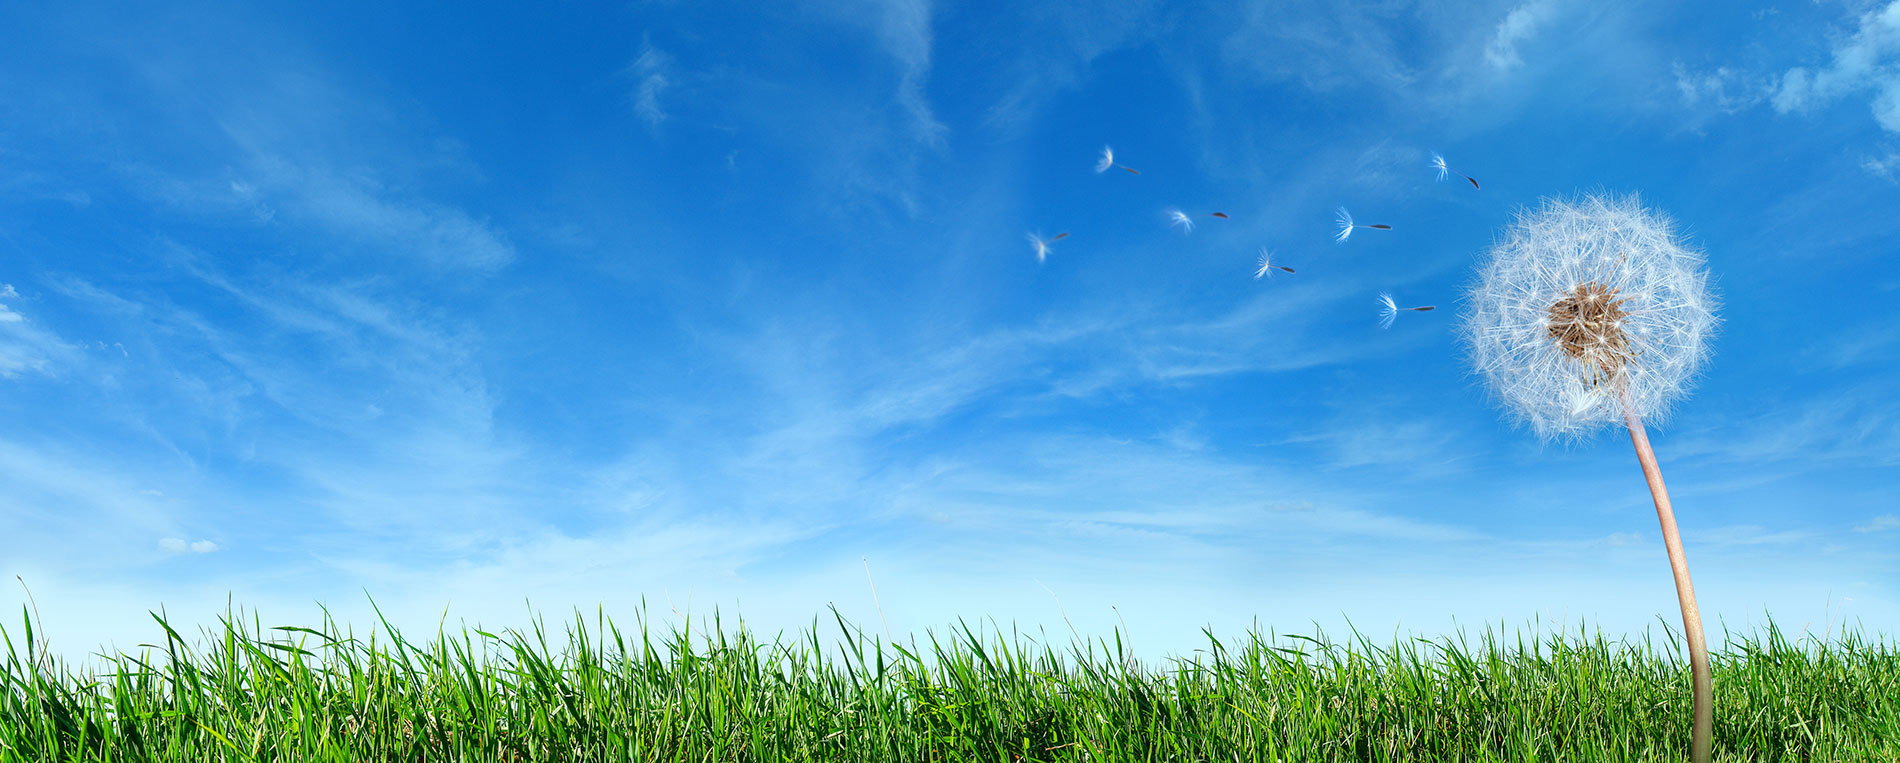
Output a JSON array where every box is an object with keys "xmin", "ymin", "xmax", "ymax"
[{"xmin": 1621, "ymin": 385, "xmax": 1712, "ymax": 763}]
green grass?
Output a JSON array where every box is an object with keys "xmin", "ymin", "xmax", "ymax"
[{"xmin": 3, "ymin": 602, "xmax": 1896, "ymax": 762}]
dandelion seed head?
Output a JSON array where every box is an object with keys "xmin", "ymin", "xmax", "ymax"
[
  {"xmin": 1096, "ymin": 146, "xmax": 1114, "ymax": 174},
  {"xmin": 1432, "ymin": 153, "xmax": 1449, "ymax": 182},
  {"xmin": 1462, "ymin": 193, "xmax": 1720, "ymax": 441},
  {"xmin": 1335, "ymin": 207, "xmax": 1354, "ymax": 243},
  {"xmin": 1027, "ymin": 233, "xmax": 1050, "ymax": 263},
  {"xmin": 1169, "ymin": 209, "xmax": 1194, "ymax": 233},
  {"xmin": 1378, "ymin": 292, "xmax": 1399, "ymax": 329},
  {"xmin": 1255, "ymin": 248, "xmax": 1274, "ymax": 279}
]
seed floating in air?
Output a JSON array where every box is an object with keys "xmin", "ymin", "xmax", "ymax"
[
  {"xmin": 1254, "ymin": 248, "xmax": 1296, "ymax": 279},
  {"xmin": 1027, "ymin": 231, "xmax": 1070, "ymax": 263},
  {"xmin": 1377, "ymin": 292, "xmax": 1435, "ymax": 329},
  {"xmin": 1095, "ymin": 146, "xmax": 1141, "ymax": 175},
  {"xmin": 1432, "ymin": 153, "xmax": 1481, "ymax": 190},
  {"xmin": 1336, "ymin": 207, "xmax": 1394, "ymax": 243}
]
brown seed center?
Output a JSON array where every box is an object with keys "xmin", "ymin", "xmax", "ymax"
[{"xmin": 1547, "ymin": 282, "xmax": 1630, "ymax": 380}]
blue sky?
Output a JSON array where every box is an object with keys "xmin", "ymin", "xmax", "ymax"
[{"xmin": 3, "ymin": 0, "xmax": 1897, "ymax": 661}]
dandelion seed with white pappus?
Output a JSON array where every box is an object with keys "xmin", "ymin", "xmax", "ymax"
[
  {"xmin": 1027, "ymin": 232, "xmax": 1069, "ymax": 263},
  {"xmin": 1096, "ymin": 145, "xmax": 1140, "ymax": 175},
  {"xmin": 1335, "ymin": 207, "xmax": 1392, "ymax": 243},
  {"xmin": 1254, "ymin": 248, "xmax": 1295, "ymax": 279},
  {"xmin": 1168, "ymin": 209, "xmax": 1194, "ymax": 234},
  {"xmin": 1461, "ymin": 192, "xmax": 1720, "ymax": 763},
  {"xmin": 1377, "ymin": 292, "xmax": 1434, "ymax": 329},
  {"xmin": 1432, "ymin": 152, "xmax": 1481, "ymax": 190}
]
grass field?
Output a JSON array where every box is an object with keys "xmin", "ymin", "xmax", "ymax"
[{"xmin": 3, "ymin": 602, "xmax": 1896, "ymax": 761}]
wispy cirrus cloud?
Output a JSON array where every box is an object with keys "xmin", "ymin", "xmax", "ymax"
[
  {"xmin": 1223, "ymin": 0, "xmax": 1420, "ymax": 92},
  {"xmin": 47, "ymin": 16, "xmax": 521, "ymax": 274},
  {"xmin": 1668, "ymin": 385, "xmax": 1900, "ymax": 468},
  {"xmin": 631, "ymin": 41, "xmax": 674, "ymax": 130},
  {"xmin": 235, "ymin": 161, "xmax": 515, "ymax": 271},
  {"xmin": 0, "ymin": 284, "xmax": 81, "ymax": 379},
  {"xmin": 1855, "ymin": 515, "xmax": 1899, "ymax": 533},
  {"xmin": 972, "ymin": 0, "xmax": 1165, "ymax": 135},
  {"xmin": 854, "ymin": 0, "xmax": 946, "ymax": 146}
]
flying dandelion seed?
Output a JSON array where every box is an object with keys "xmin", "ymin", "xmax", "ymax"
[
  {"xmin": 1462, "ymin": 192, "xmax": 1720, "ymax": 763},
  {"xmin": 1432, "ymin": 152, "xmax": 1481, "ymax": 190},
  {"xmin": 1335, "ymin": 207, "xmax": 1394, "ymax": 243},
  {"xmin": 1209, "ymin": 212, "xmax": 1230, "ymax": 219},
  {"xmin": 1377, "ymin": 292, "xmax": 1434, "ymax": 328},
  {"xmin": 1168, "ymin": 209, "xmax": 1194, "ymax": 233},
  {"xmin": 1096, "ymin": 145, "xmax": 1140, "ymax": 174},
  {"xmin": 1254, "ymin": 248, "xmax": 1295, "ymax": 279},
  {"xmin": 1027, "ymin": 232, "xmax": 1069, "ymax": 263}
]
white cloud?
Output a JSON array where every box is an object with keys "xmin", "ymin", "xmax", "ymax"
[
  {"xmin": 1865, "ymin": 149, "xmax": 1900, "ymax": 179},
  {"xmin": 159, "ymin": 538, "xmax": 221, "ymax": 553},
  {"xmin": 1771, "ymin": 1, "xmax": 1900, "ymax": 132},
  {"xmin": 1673, "ymin": 61, "xmax": 1767, "ymax": 114},
  {"xmin": 1486, "ymin": 0, "xmax": 1556, "ymax": 71},
  {"xmin": 1854, "ymin": 514, "xmax": 1900, "ymax": 532},
  {"xmin": 0, "ymin": 283, "xmax": 20, "ymax": 324}
]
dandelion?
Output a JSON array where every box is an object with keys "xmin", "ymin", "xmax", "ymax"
[
  {"xmin": 1432, "ymin": 152, "xmax": 1481, "ymax": 190},
  {"xmin": 1462, "ymin": 192, "xmax": 1720, "ymax": 763},
  {"xmin": 1095, "ymin": 145, "xmax": 1140, "ymax": 174},
  {"xmin": 1253, "ymin": 248, "xmax": 1295, "ymax": 279},
  {"xmin": 1027, "ymin": 231, "xmax": 1069, "ymax": 263},
  {"xmin": 1376, "ymin": 292, "xmax": 1434, "ymax": 328},
  {"xmin": 1168, "ymin": 209, "xmax": 1194, "ymax": 233},
  {"xmin": 1335, "ymin": 207, "xmax": 1393, "ymax": 243}
]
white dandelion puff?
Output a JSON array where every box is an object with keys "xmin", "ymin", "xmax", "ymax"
[
  {"xmin": 1463, "ymin": 193, "xmax": 1718, "ymax": 441},
  {"xmin": 1168, "ymin": 209, "xmax": 1193, "ymax": 233},
  {"xmin": 1096, "ymin": 145, "xmax": 1139, "ymax": 174},
  {"xmin": 1254, "ymin": 248, "xmax": 1295, "ymax": 279},
  {"xmin": 1377, "ymin": 292, "xmax": 1435, "ymax": 329},
  {"xmin": 1027, "ymin": 231, "xmax": 1069, "ymax": 263},
  {"xmin": 1461, "ymin": 192, "xmax": 1722, "ymax": 758},
  {"xmin": 1336, "ymin": 207, "xmax": 1393, "ymax": 243},
  {"xmin": 1432, "ymin": 152, "xmax": 1481, "ymax": 190}
]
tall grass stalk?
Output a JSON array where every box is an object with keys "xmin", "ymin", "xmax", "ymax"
[{"xmin": 4, "ymin": 603, "xmax": 1896, "ymax": 761}]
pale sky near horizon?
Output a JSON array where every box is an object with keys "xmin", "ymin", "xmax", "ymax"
[{"xmin": 2, "ymin": 0, "xmax": 1897, "ymax": 663}]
